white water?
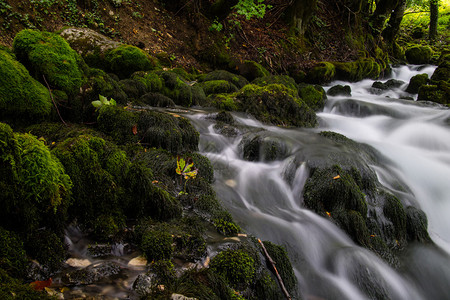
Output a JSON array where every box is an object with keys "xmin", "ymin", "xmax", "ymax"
[{"xmin": 188, "ymin": 65, "xmax": 450, "ymax": 300}]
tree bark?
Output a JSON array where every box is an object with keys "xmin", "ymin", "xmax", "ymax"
[
  {"xmin": 429, "ymin": 0, "xmax": 439, "ymax": 40},
  {"xmin": 369, "ymin": 0, "xmax": 401, "ymax": 36},
  {"xmin": 382, "ymin": 0, "xmax": 407, "ymax": 43},
  {"xmin": 286, "ymin": 0, "xmax": 318, "ymax": 35}
]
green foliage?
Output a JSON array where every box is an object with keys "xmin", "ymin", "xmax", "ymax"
[
  {"xmin": 13, "ymin": 29, "xmax": 83, "ymax": 96},
  {"xmin": 0, "ymin": 50, "xmax": 51, "ymax": 121},
  {"xmin": 210, "ymin": 249, "xmax": 256, "ymax": 290},
  {"xmin": 92, "ymin": 214, "xmax": 125, "ymax": 241},
  {"xmin": 140, "ymin": 229, "xmax": 173, "ymax": 261},
  {"xmin": 92, "ymin": 94, "xmax": 117, "ymax": 109},
  {"xmin": 233, "ymin": 0, "xmax": 270, "ymax": 20},
  {"xmin": 209, "ymin": 18, "xmax": 224, "ymax": 32},
  {"xmin": 213, "ymin": 219, "xmax": 241, "ymax": 236},
  {"xmin": 0, "ymin": 227, "xmax": 28, "ymax": 278},
  {"xmin": 0, "ymin": 269, "xmax": 54, "ymax": 300},
  {"xmin": 176, "ymin": 156, "xmax": 198, "ymax": 194},
  {"xmin": 0, "ymin": 124, "xmax": 72, "ymax": 233},
  {"xmin": 106, "ymin": 45, "xmax": 159, "ymax": 79}
]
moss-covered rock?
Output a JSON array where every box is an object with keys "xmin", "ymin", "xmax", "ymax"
[
  {"xmin": 13, "ymin": 29, "xmax": 84, "ymax": 96},
  {"xmin": 131, "ymin": 71, "xmax": 164, "ymax": 93},
  {"xmin": 430, "ymin": 61, "xmax": 450, "ymax": 83},
  {"xmin": 406, "ymin": 73, "xmax": 429, "ymax": 94},
  {"xmin": 119, "ymin": 78, "xmax": 148, "ymax": 99},
  {"xmin": 298, "ymin": 84, "xmax": 327, "ymax": 111},
  {"xmin": 383, "ymin": 193, "xmax": 407, "ymax": 244},
  {"xmin": 139, "ymin": 92, "xmax": 176, "ymax": 108},
  {"xmin": 405, "ymin": 206, "xmax": 431, "ymax": 243},
  {"xmin": 210, "ymin": 249, "xmax": 256, "ymax": 290},
  {"xmin": 236, "ymin": 84, "xmax": 317, "ymax": 127},
  {"xmin": 327, "ymin": 84, "xmax": 352, "ymax": 96},
  {"xmin": 159, "ymin": 71, "xmax": 193, "ymax": 107},
  {"xmin": 105, "ymin": 45, "xmax": 159, "ymax": 79},
  {"xmin": 91, "ymin": 214, "xmax": 126, "ymax": 242},
  {"xmin": 0, "ymin": 50, "xmax": 51, "ymax": 121},
  {"xmin": 333, "ymin": 58, "xmax": 381, "ymax": 82},
  {"xmin": 86, "ymin": 68, "xmax": 128, "ymax": 104},
  {"xmin": 405, "ymin": 45, "xmax": 433, "ymax": 64},
  {"xmin": 306, "ymin": 62, "xmax": 336, "ymax": 84},
  {"xmin": 252, "ymin": 75, "xmax": 298, "ymax": 92},
  {"xmin": 140, "ymin": 228, "xmax": 174, "ymax": 261},
  {"xmin": 0, "ymin": 269, "xmax": 54, "ymax": 299},
  {"xmin": 0, "ymin": 124, "xmax": 72, "ymax": 234},
  {"xmin": 237, "ymin": 60, "xmax": 270, "ymax": 81},
  {"xmin": 0, "ymin": 227, "xmax": 28, "ymax": 278},
  {"xmin": 418, "ymin": 84, "xmax": 449, "ymax": 105},
  {"xmin": 203, "ymin": 70, "xmax": 249, "ymax": 89},
  {"xmin": 200, "ymin": 80, "xmax": 239, "ymax": 95},
  {"xmin": 239, "ymin": 131, "xmax": 289, "ymax": 162}
]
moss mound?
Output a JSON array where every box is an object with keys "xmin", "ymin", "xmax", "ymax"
[
  {"xmin": 405, "ymin": 45, "xmax": 433, "ymax": 64},
  {"xmin": 327, "ymin": 85, "xmax": 352, "ymax": 96},
  {"xmin": 0, "ymin": 269, "xmax": 54, "ymax": 299},
  {"xmin": 203, "ymin": 70, "xmax": 249, "ymax": 88},
  {"xmin": 13, "ymin": 29, "xmax": 84, "ymax": 96},
  {"xmin": 200, "ymin": 80, "xmax": 238, "ymax": 95},
  {"xmin": 0, "ymin": 50, "xmax": 51, "ymax": 121},
  {"xmin": 306, "ymin": 62, "xmax": 336, "ymax": 84},
  {"xmin": 105, "ymin": 45, "xmax": 159, "ymax": 79},
  {"xmin": 0, "ymin": 227, "xmax": 28, "ymax": 278},
  {"xmin": 140, "ymin": 228, "xmax": 174, "ymax": 261},
  {"xmin": 406, "ymin": 73, "xmax": 429, "ymax": 94},
  {"xmin": 159, "ymin": 71, "xmax": 194, "ymax": 107},
  {"xmin": 97, "ymin": 106, "xmax": 199, "ymax": 153},
  {"xmin": 333, "ymin": 58, "xmax": 381, "ymax": 82},
  {"xmin": 139, "ymin": 92, "xmax": 176, "ymax": 108},
  {"xmin": 298, "ymin": 84, "xmax": 327, "ymax": 111},
  {"xmin": 236, "ymin": 84, "xmax": 317, "ymax": 127},
  {"xmin": 210, "ymin": 249, "xmax": 256, "ymax": 290},
  {"xmin": 252, "ymin": 75, "xmax": 298, "ymax": 92},
  {"xmin": 237, "ymin": 60, "xmax": 270, "ymax": 81},
  {"xmin": 0, "ymin": 123, "xmax": 72, "ymax": 233}
]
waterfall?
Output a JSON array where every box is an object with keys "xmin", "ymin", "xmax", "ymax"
[{"xmin": 188, "ymin": 65, "xmax": 450, "ymax": 300}]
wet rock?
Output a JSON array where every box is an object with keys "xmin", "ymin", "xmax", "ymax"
[
  {"xmin": 406, "ymin": 73, "xmax": 429, "ymax": 94},
  {"xmin": 171, "ymin": 293, "xmax": 198, "ymax": 300},
  {"xmin": 140, "ymin": 92, "xmax": 176, "ymax": 108},
  {"xmin": 239, "ymin": 131, "xmax": 290, "ymax": 162},
  {"xmin": 62, "ymin": 262, "xmax": 122, "ymax": 285},
  {"xmin": 371, "ymin": 79, "xmax": 405, "ymax": 91},
  {"xmin": 327, "ymin": 84, "xmax": 352, "ymax": 96},
  {"xmin": 132, "ymin": 274, "xmax": 154, "ymax": 297}
]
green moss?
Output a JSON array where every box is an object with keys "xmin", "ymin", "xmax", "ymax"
[
  {"xmin": 418, "ymin": 84, "xmax": 448, "ymax": 104},
  {"xmin": 238, "ymin": 60, "xmax": 270, "ymax": 81},
  {"xmin": 200, "ymin": 80, "xmax": 238, "ymax": 95},
  {"xmin": 210, "ymin": 249, "xmax": 256, "ymax": 290},
  {"xmin": 92, "ymin": 214, "xmax": 125, "ymax": 241},
  {"xmin": 333, "ymin": 58, "xmax": 381, "ymax": 82},
  {"xmin": 254, "ymin": 270, "xmax": 283, "ymax": 300},
  {"xmin": 405, "ymin": 45, "xmax": 433, "ymax": 64},
  {"xmin": 139, "ymin": 93, "xmax": 176, "ymax": 108},
  {"xmin": 237, "ymin": 84, "xmax": 317, "ymax": 127},
  {"xmin": 406, "ymin": 73, "xmax": 429, "ymax": 94},
  {"xmin": 306, "ymin": 62, "xmax": 336, "ymax": 84},
  {"xmin": 13, "ymin": 29, "xmax": 83, "ymax": 96},
  {"xmin": 212, "ymin": 94, "xmax": 241, "ymax": 111},
  {"xmin": 0, "ymin": 227, "xmax": 28, "ymax": 278},
  {"xmin": 383, "ymin": 193, "xmax": 407, "ymax": 243},
  {"xmin": 298, "ymin": 84, "xmax": 327, "ymax": 111},
  {"xmin": 191, "ymin": 84, "xmax": 208, "ymax": 106},
  {"xmin": 0, "ymin": 50, "xmax": 51, "ymax": 121},
  {"xmin": 0, "ymin": 125, "xmax": 72, "ymax": 233},
  {"xmin": 431, "ymin": 61, "xmax": 450, "ymax": 83},
  {"xmin": 203, "ymin": 70, "xmax": 249, "ymax": 88},
  {"xmin": 252, "ymin": 75, "xmax": 298, "ymax": 92},
  {"xmin": 140, "ymin": 229, "xmax": 173, "ymax": 261},
  {"xmin": 213, "ymin": 219, "xmax": 241, "ymax": 236},
  {"xmin": 262, "ymin": 241, "xmax": 297, "ymax": 294},
  {"xmin": 119, "ymin": 78, "xmax": 148, "ymax": 99},
  {"xmin": 132, "ymin": 71, "xmax": 164, "ymax": 92},
  {"xmin": 149, "ymin": 259, "xmax": 176, "ymax": 284},
  {"xmin": 106, "ymin": 45, "xmax": 159, "ymax": 79},
  {"xmin": 97, "ymin": 105, "xmax": 139, "ymax": 144},
  {"xmin": 405, "ymin": 206, "xmax": 431, "ymax": 243},
  {"xmin": 327, "ymin": 85, "xmax": 352, "ymax": 96},
  {"xmin": 334, "ymin": 210, "xmax": 370, "ymax": 247},
  {"xmin": 25, "ymin": 229, "xmax": 66, "ymax": 274}
]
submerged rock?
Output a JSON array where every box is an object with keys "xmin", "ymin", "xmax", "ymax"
[{"xmin": 62, "ymin": 262, "xmax": 122, "ymax": 285}]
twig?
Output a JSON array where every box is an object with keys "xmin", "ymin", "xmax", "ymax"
[
  {"xmin": 258, "ymin": 239, "xmax": 292, "ymax": 300},
  {"xmin": 43, "ymin": 75, "xmax": 67, "ymax": 126}
]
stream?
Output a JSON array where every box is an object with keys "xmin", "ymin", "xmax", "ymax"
[{"xmin": 187, "ymin": 64, "xmax": 450, "ymax": 300}]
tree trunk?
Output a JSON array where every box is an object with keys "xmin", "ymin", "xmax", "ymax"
[
  {"xmin": 429, "ymin": 0, "xmax": 439, "ymax": 40},
  {"xmin": 286, "ymin": 0, "xmax": 318, "ymax": 35},
  {"xmin": 369, "ymin": 0, "xmax": 401, "ymax": 36},
  {"xmin": 382, "ymin": 0, "xmax": 407, "ymax": 43}
]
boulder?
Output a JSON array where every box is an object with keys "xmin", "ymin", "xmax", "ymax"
[
  {"xmin": 405, "ymin": 46, "xmax": 433, "ymax": 64},
  {"xmin": 327, "ymin": 84, "xmax": 352, "ymax": 96},
  {"xmin": 406, "ymin": 73, "xmax": 429, "ymax": 94}
]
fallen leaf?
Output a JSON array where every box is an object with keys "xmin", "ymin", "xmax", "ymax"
[
  {"xmin": 326, "ymin": 211, "xmax": 331, "ymax": 217},
  {"xmin": 30, "ymin": 278, "xmax": 52, "ymax": 291},
  {"xmin": 333, "ymin": 175, "xmax": 340, "ymax": 180},
  {"xmin": 132, "ymin": 124, "xmax": 138, "ymax": 135}
]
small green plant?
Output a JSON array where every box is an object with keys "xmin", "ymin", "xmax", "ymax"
[
  {"xmin": 176, "ymin": 156, "xmax": 198, "ymax": 194},
  {"xmin": 92, "ymin": 94, "xmax": 116, "ymax": 109},
  {"xmin": 233, "ymin": 0, "xmax": 270, "ymax": 20},
  {"xmin": 209, "ymin": 18, "xmax": 223, "ymax": 32}
]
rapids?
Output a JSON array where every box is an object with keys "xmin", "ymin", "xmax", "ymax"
[{"xmin": 188, "ymin": 64, "xmax": 450, "ymax": 300}]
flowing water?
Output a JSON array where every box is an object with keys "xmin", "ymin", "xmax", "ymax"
[{"xmin": 187, "ymin": 65, "xmax": 450, "ymax": 300}]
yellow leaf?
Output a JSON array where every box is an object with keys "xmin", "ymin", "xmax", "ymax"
[{"xmin": 333, "ymin": 175, "xmax": 340, "ymax": 180}]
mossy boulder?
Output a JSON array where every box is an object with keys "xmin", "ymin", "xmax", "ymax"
[
  {"xmin": 237, "ymin": 60, "xmax": 270, "ymax": 81},
  {"xmin": 139, "ymin": 92, "xmax": 176, "ymax": 108},
  {"xmin": 327, "ymin": 84, "xmax": 352, "ymax": 96},
  {"xmin": 0, "ymin": 50, "xmax": 51, "ymax": 122},
  {"xmin": 298, "ymin": 84, "xmax": 327, "ymax": 111},
  {"xmin": 13, "ymin": 29, "xmax": 84, "ymax": 96},
  {"xmin": 200, "ymin": 80, "xmax": 239, "ymax": 95},
  {"xmin": 0, "ymin": 227, "xmax": 28, "ymax": 278},
  {"xmin": 97, "ymin": 106, "xmax": 199, "ymax": 153},
  {"xmin": 252, "ymin": 75, "xmax": 298, "ymax": 92},
  {"xmin": 306, "ymin": 62, "xmax": 336, "ymax": 84},
  {"xmin": 333, "ymin": 58, "xmax": 381, "ymax": 82},
  {"xmin": 239, "ymin": 131, "xmax": 289, "ymax": 162},
  {"xmin": 203, "ymin": 70, "xmax": 249, "ymax": 88},
  {"xmin": 418, "ymin": 84, "xmax": 449, "ymax": 105},
  {"xmin": 0, "ymin": 269, "xmax": 54, "ymax": 299},
  {"xmin": 405, "ymin": 206, "xmax": 431, "ymax": 243},
  {"xmin": 60, "ymin": 27, "xmax": 121, "ymax": 69},
  {"xmin": 210, "ymin": 249, "xmax": 256, "ymax": 290},
  {"xmin": 119, "ymin": 78, "xmax": 148, "ymax": 99},
  {"xmin": 236, "ymin": 84, "xmax": 317, "ymax": 127},
  {"xmin": 430, "ymin": 61, "xmax": 450, "ymax": 83},
  {"xmin": 159, "ymin": 71, "xmax": 194, "ymax": 107},
  {"xmin": 105, "ymin": 45, "xmax": 159, "ymax": 79},
  {"xmin": 131, "ymin": 71, "xmax": 164, "ymax": 92},
  {"xmin": 406, "ymin": 73, "xmax": 429, "ymax": 94},
  {"xmin": 0, "ymin": 123, "xmax": 72, "ymax": 234},
  {"xmin": 140, "ymin": 228, "xmax": 174, "ymax": 261},
  {"xmin": 87, "ymin": 68, "xmax": 128, "ymax": 104},
  {"xmin": 405, "ymin": 45, "xmax": 433, "ymax": 64}
]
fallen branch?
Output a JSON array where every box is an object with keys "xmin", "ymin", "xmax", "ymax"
[
  {"xmin": 43, "ymin": 75, "xmax": 67, "ymax": 126},
  {"xmin": 258, "ymin": 239, "xmax": 292, "ymax": 300}
]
